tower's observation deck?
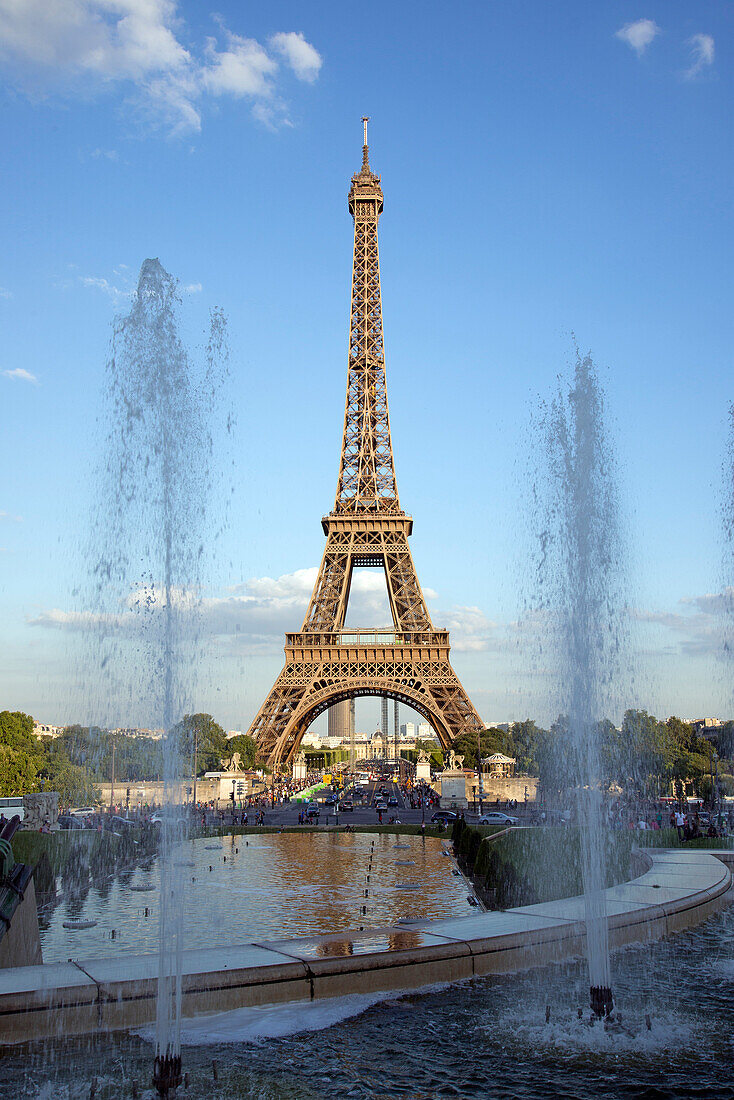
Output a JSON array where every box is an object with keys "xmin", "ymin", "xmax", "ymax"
[{"xmin": 248, "ymin": 122, "xmax": 484, "ymax": 766}]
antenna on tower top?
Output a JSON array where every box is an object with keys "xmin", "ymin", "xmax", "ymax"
[{"xmin": 362, "ymin": 116, "xmax": 369, "ymax": 146}]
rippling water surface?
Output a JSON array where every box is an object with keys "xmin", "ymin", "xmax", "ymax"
[
  {"xmin": 11, "ymin": 842, "xmax": 734, "ymax": 1098},
  {"xmin": 40, "ymin": 832, "xmax": 469, "ymax": 961}
]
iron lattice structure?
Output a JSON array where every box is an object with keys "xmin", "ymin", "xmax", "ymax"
[{"xmin": 249, "ymin": 123, "xmax": 484, "ymax": 767}]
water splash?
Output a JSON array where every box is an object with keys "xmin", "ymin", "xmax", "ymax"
[
  {"xmin": 88, "ymin": 258, "xmax": 229, "ymax": 1070},
  {"xmin": 534, "ymin": 348, "xmax": 626, "ymax": 996}
]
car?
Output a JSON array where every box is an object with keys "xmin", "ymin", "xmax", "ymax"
[
  {"xmin": 58, "ymin": 814, "xmax": 86, "ymax": 830},
  {"xmin": 150, "ymin": 813, "xmax": 189, "ymax": 831},
  {"xmin": 387, "ymin": 797, "xmax": 398, "ymax": 807},
  {"xmin": 338, "ymin": 800, "xmax": 354, "ymax": 812},
  {"xmin": 324, "ymin": 795, "xmax": 337, "ymax": 805},
  {"xmin": 477, "ymin": 811, "xmax": 519, "ymax": 827},
  {"xmin": 431, "ymin": 810, "xmax": 458, "ymax": 823},
  {"xmin": 375, "ymin": 801, "xmax": 388, "ymax": 811}
]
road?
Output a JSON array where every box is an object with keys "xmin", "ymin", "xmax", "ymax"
[{"xmin": 251, "ymin": 776, "xmax": 441, "ymax": 829}]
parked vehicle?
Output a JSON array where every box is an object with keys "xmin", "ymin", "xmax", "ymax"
[
  {"xmin": 338, "ymin": 800, "xmax": 354, "ymax": 812},
  {"xmin": 0, "ymin": 797, "xmax": 25, "ymax": 822},
  {"xmin": 150, "ymin": 813, "xmax": 189, "ymax": 831},
  {"xmin": 431, "ymin": 810, "xmax": 458, "ymax": 823},
  {"xmin": 477, "ymin": 811, "xmax": 519, "ymax": 827}
]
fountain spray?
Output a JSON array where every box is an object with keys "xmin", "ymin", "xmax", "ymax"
[
  {"xmin": 91, "ymin": 259, "xmax": 228, "ymax": 1094},
  {"xmin": 537, "ymin": 349, "xmax": 625, "ymax": 1018}
]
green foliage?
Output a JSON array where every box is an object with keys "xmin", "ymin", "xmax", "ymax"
[
  {"xmin": 479, "ymin": 828, "xmax": 634, "ymax": 907},
  {"xmin": 0, "ymin": 743, "xmax": 41, "ymax": 796},
  {"xmin": 42, "ymin": 759, "xmax": 100, "ymax": 807},
  {"xmin": 0, "ymin": 711, "xmax": 36, "ymax": 750},
  {"xmin": 0, "ymin": 711, "xmax": 43, "ymax": 796},
  {"xmin": 719, "ymin": 773, "xmax": 734, "ymax": 796},
  {"xmin": 225, "ymin": 734, "xmax": 258, "ymax": 769},
  {"xmin": 171, "ymin": 713, "xmax": 227, "ymax": 774}
]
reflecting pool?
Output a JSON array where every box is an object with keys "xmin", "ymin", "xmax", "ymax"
[{"xmin": 39, "ymin": 832, "xmax": 470, "ymax": 962}]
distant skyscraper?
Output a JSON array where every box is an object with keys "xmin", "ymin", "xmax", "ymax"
[
  {"xmin": 417, "ymin": 721, "xmax": 431, "ymax": 740},
  {"xmin": 400, "ymin": 722, "xmax": 416, "ymax": 739},
  {"xmin": 328, "ymin": 699, "xmax": 354, "ymax": 740}
]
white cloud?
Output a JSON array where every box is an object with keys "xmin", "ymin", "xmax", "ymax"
[
  {"xmin": 79, "ymin": 273, "xmax": 132, "ymax": 301},
  {"xmin": 684, "ymin": 33, "xmax": 715, "ymax": 80},
  {"xmin": 615, "ymin": 19, "xmax": 660, "ymax": 57},
  {"xmin": 0, "ymin": 286, "xmax": 12, "ymax": 298},
  {"xmin": 0, "ymin": 510, "xmax": 22, "ymax": 522},
  {"xmin": 201, "ymin": 31, "xmax": 276, "ymax": 99},
  {"xmin": 631, "ymin": 590, "xmax": 731, "ymax": 657},
  {"xmin": 182, "ymin": 282, "xmax": 201, "ymax": 294},
  {"xmin": 2, "ymin": 367, "xmax": 38, "ymax": 384},
  {"xmin": 269, "ymin": 32, "xmax": 322, "ymax": 83},
  {"xmin": 0, "ymin": 2, "xmax": 322, "ymax": 135},
  {"xmin": 90, "ymin": 147, "xmax": 120, "ymax": 161},
  {"xmin": 29, "ymin": 566, "xmax": 506, "ymax": 655}
]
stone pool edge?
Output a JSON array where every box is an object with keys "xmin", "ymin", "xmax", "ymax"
[{"xmin": 0, "ymin": 847, "xmax": 729, "ymax": 1045}]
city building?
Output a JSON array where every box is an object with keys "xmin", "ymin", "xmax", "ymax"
[
  {"xmin": 327, "ymin": 699, "xmax": 355, "ymax": 740},
  {"xmin": 32, "ymin": 722, "xmax": 63, "ymax": 739}
]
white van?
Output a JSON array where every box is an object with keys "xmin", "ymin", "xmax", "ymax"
[{"xmin": 0, "ymin": 797, "xmax": 25, "ymax": 822}]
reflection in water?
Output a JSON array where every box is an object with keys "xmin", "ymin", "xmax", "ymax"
[
  {"xmin": 316, "ymin": 940, "xmax": 354, "ymax": 958},
  {"xmin": 39, "ymin": 833, "xmax": 469, "ymax": 962}
]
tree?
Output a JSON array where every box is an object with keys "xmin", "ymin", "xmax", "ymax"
[
  {"xmin": 171, "ymin": 714, "xmax": 227, "ymax": 775},
  {"xmin": 40, "ymin": 758, "xmax": 100, "ymax": 807},
  {"xmin": 450, "ymin": 727, "xmax": 515, "ymax": 770},
  {"xmin": 0, "ymin": 712, "xmax": 44, "ymax": 796},
  {"xmin": 507, "ymin": 720, "xmax": 543, "ymax": 776},
  {"xmin": 0, "ymin": 711, "xmax": 37, "ymax": 750},
  {"xmin": 224, "ymin": 734, "xmax": 258, "ymax": 769},
  {"xmin": 536, "ymin": 717, "xmax": 572, "ymax": 798},
  {"xmin": 0, "ymin": 744, "xmax": 41, "ymax": 796}
]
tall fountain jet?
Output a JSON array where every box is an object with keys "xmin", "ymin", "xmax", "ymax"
[
  {"xmin": 537, "ymin": 349, "xmax": 626, "ymax": 1017},
  {"xmin": 91, "ymin": 259, "xmax": 228, "ymax": 1095}
]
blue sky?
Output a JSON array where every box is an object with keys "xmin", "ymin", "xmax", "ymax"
[{"xmin": 0, "ymin": 1, "xmax": 732, "ymax": 733}]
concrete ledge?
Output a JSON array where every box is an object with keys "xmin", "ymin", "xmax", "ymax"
[{"xmin": 0, "ymin": 847, "xmax": 729, "ymax": 1045}]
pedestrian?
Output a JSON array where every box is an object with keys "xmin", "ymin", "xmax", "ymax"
[{"xmin": 675, "ymin": 809, "xmax": 685, "ymax": 841}]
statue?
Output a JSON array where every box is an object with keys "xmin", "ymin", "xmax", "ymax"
[
  {"xmin": 444, "ymin": 750, "xmax": 463, "ymax": 771},
  {"xmin": 224, "ymin": 752, "xmax": 243, "ymax": 772}
]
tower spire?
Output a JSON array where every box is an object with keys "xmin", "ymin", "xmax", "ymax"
[
  {"xmin": 337, "ymin": 118, "xmax": 395, "ymax": 513},
  {"xmin": 362, "ymin": 115, "xmax": 370, "ymax": 170}
]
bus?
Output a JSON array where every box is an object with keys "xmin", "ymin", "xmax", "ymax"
[{"xmin": 0, "ymin": 797, "xmax": 25, "ymax": 822}]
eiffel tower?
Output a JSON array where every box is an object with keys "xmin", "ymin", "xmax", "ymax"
[{"xmin": 249, "ymin": 120, "xmax": 484, "ymax": 767}]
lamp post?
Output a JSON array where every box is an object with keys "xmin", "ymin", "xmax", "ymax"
[
  {"xmin": 192, "ymin": 725, "xmax": 199, "ymax": 808},
  {"xmin": 477, "ymin": 729, "xmax": 484, "ymax": 816}
]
